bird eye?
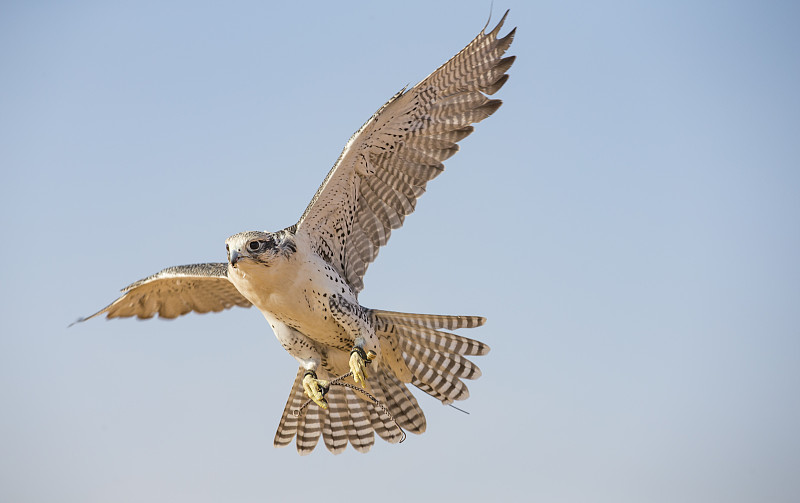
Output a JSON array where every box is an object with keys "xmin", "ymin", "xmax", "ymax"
[{"xmin": 247, "ymin": 241, "xmax": 262, "ymax": 252}]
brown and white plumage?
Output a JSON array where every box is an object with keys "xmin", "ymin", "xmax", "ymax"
[
  {"xmin": 295, "ymin": 11, "xmax": 516, "ymax": 292},
  {"xmin": 74, "ymin": 264, "xmax": 251, "ymax": 323},
  {"xmin": 270, "ymin": 309, "xmax": 488, "ymax": 455},
  {"xmin": 77, "ymin": 12, "xmax": 514, "ymax": 455}
]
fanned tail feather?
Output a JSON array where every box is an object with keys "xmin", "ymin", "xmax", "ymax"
[
  {"xmin": 401, "ymin": 337, "xmax": 482, "ymax": 380},
  {"xmin": 322, "ymin": 387, "xmax": 349, "ymax": 454},
  {"xmin": 393, "ymin": 323, "xmax": 489, "ymax": 356},
  {"xmin": 373, "ymin": 309, "xmax": 488, "ymax": 406},
  {"xmin": 402, "ymin": 351, "xmax": 469, "ymax": 405},
  {"xmin": 372, "ymin": 309, "xmax": 486, "ymax": 331},
  {"xmin": 345, "ymin": 390, "xmax": 375, "ymax": 453},
  {"xmin": 412, "ymin": 378, "xmax": 451, "ymax": 403},
  {"xmin": 376, "ymin": 368, "xmax": 427, "ymax": 433},
  {"xmin": 365, "ymin": 393, "xmax": 404, "ymax": 443},
  {"xmin": 296, "ymin": 398, "xmax": 322, "ymax": 455},
  {"xmin": 273, "ymin": 368, "xmax": 306, "ymax": 448},
  {"xmin": 273, "ymin": 309, "xmax": 486, "ymax": 453},
  {"xmin": 273, "ymin": 364, "xmax": 421, "ymax": 454}
]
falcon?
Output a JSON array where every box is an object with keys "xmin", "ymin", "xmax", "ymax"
[{"xmin": 77, "ymin": 12, "xmax": 515, "ymax": 454}]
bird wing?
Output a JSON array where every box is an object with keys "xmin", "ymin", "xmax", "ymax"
[
  {"xmin": 74, "ymin": 263, "xmax": 251, "ymax": 323},
  {"xmin": 293, "ymin": 12, "xmax": 515, "ymax": 293}
]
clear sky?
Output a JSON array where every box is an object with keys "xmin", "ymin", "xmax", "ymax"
[{"xmin": 1, "ymin": 1, "xmax": 799, "ymax": 502}]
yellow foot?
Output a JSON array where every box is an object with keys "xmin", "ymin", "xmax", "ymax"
[
  {"xmin": 349, "ymin": 347, "xmax": 377, "ymax": 388},
  {"xmin": 302, "ymin": 370, "xmax": 330, "ymax": 409}
]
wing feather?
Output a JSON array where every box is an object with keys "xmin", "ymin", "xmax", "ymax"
[
  {"xmin": 274, "ymin": 368, "xmax": 306, "ymax": 447},
  {"xmin": 74, "ymin": 263, "xmax": 251, "ymax": 323},
  {"xmin": 295, "ymin": 12, "xmax": 515, "ymax": 293}
]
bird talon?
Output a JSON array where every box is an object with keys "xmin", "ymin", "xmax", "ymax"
[
  {"xmin": 349, "ymin": 347, "xmax": 376, "ymax": 388},
  {"xmin": 302, "ymin": 371, "xmax": 329, "ymax": 409}
]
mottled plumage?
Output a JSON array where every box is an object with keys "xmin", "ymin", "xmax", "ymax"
[
  {"xmin": 74, "ymin": 263, "xmax": 251, "ymax": 322},
  {"xmin": 296, "ymin": 13, "xmax": 516, "ymax": 293},
  {"xmin": 78, "ymin": 12, "xmax": 515, "ymax": 455}
]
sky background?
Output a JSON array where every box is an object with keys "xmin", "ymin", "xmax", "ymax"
[{"xmin": 1, "ymin": 1, "xmax": 799, "ymax": 502}]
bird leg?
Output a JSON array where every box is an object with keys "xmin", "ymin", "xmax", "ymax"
[
  {"xmin": 302, "ymin": 369, "xmax": 330, "ymax": 409},
  {"xmin": 349, "ymin": 346, "xmax": 377, "ymax": 388},
  {"xmin": 329, "ymin": 294, "xmax": 381, "ymax": 387}
]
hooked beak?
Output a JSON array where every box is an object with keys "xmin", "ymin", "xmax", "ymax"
[{"xmin": 230, "ymin": 249, "xmax": 240, "ymax": 268}]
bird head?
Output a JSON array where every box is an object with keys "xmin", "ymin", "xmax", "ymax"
[{"xmin": 225, "ymin": 231, "xmax": 280, "ymax": 269}]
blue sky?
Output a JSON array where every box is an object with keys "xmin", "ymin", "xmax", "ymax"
[{"xmin": 1, "ymin": 1, "xmax": 799, "ymax": 502}]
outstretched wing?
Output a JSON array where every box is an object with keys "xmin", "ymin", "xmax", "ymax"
[
  {"xmin": 74, "ymin": 263, "xmax": 251, "ymax": 323},
  {"xmin": 294, "ymin": 12, "xmax": 515, "ymax": 293}
]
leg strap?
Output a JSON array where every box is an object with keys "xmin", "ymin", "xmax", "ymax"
[
  {"xmin": 350, "ymin": 346, "xmax": 369, "ymax": 363},
  {"xmin": 303, "ymin": 369, "xmax": 329, "ymax": 396}
]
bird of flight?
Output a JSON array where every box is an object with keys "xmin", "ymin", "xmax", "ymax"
[{"xmin": 77, "ymin": 12, "xmax": 515, "ymax": 454}]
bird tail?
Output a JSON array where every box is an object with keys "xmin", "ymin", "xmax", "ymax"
[
  {"xmin": 273, "ymin": 365, "xmax": 420, "ymax": 455},
  {"xmin": 372, "ymin": 309, "xmax": 489, "ymax": 405},
  {"xmin": 273, "ymin": 310, "xmax": 488, "ymax": 454}
]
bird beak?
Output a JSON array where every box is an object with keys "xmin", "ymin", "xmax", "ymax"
[{"xmin": 230, "ymin": 249, "xmax": 240, "ymax": 267}]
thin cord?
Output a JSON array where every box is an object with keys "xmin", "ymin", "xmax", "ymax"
[{"xmin": 293, "ymin": 371, "xmax": 407, "ymax": 443}]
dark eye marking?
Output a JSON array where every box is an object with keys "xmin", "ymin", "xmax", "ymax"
[{"xmin": 247, "ymin": 240, "xmax": 263, "ymax": 252}]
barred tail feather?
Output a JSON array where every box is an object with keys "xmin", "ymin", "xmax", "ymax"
[
  {"xmin": 393, "ymin": 323, "xmax": 490, "ymax": 356},
  {"xmin": 401, "ymin": 337, "xmax": 482, "ymax": 380},
  {"xmin": 372, "ymin": 309, "xmax": 486, "ymax": 331},
  {"xmin": 367, "ymin": 400, "xmax": 404, "ymax": 443},
  {"xmin": 412, "ymin": 378, "xmax": 451, "ymax": 403},
  {"xmin": 273, "ymin": 365, "xmax": 422, "ymax": 454},
  {"xmin": 274, "ymin": 368, "xmax": 306, "ymax": 448},
  {"xmin": 273, "ymin": 309, "xmax": 486, "ymax": 452},
  {"xmin": 403, "ymin": 352, "xmax": 469, "ymax": 404},
  {"xmin": 345, "ymin": 390, "xmax": 376, "ymax": 453},
  {"xmin": 376, "ymin": 368, "xmax": 427, "ymax": 434},
  {"xmin": 372, "ymin": 308, "xmax": 488, "ymax": 405},
  {"xmin": 322, "ymin": 387, "xmax": 349, "ymax": 454},
  {"xmin": 296, "ymin": 398, "xmax": 322, "ymax": 455}
]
